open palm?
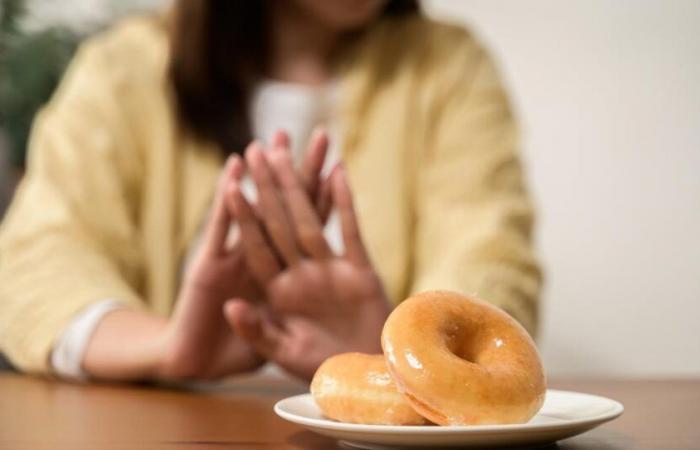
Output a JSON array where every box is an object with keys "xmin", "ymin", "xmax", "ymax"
[
  {"xmin": 160, "ymin": 131, "xmax": 331, "ymax": 380},
  {"xmin": 224, "ymin": 144, "xmax": 390, "ymax": 380}
]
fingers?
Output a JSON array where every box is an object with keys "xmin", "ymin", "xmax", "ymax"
[
  {"xmin": 224, "ymin": 299, "xmax": 283, "ymax": 360},
  {"xmin": 267, "ymin": 149, "xmax": 332, "ymax": 259},
  {"xmin": 271, "ymin": 129, "xmax": 290, "ymax": 150},
  {"xmin": 270, "ymin": 127, "xmax": 328, "ymax": 202},
  {"xmin": 235, "ymin": 131, "xmax": 333, "ymax": 266},
  {"xmin": 332, "ymin": 165, "xmax": 371, "ymax": 266},
  {"xmin": 245, "ymin": 142, "xmax": 302, "ymax": 265},
  {"xmin": 226, "ymin": 179, "xmax": 282, "ymax": 285},
  {"xmin": 204, "ymin": 154, "xmax": 244, "ymax": 257},
  {"xmin": 315, "ymin": 168, "xmax": 334, "ymax": 225},
  {"xmin": 300, "ymin": 128, "xmax": 329, "ymax": 196},
  {"xmin": 276, "ymin": 127, "xmax": 331, "ymax": 224}
]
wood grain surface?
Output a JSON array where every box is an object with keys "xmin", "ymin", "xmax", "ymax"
[{"xmin": 0, "ymin": 373, "xmax": 697, "ymax": 449}]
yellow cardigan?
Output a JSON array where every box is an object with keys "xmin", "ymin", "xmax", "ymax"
[{"xmin": 0, "ymin": 15, "xmax": 541, "ymax": 373}]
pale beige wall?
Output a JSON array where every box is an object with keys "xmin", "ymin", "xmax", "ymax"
[{"xmin": 424, "ymin": 0, "xmax": 700, "ymax": 376}]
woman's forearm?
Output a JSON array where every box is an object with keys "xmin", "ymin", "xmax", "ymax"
[{"xmin": 82, "ymin": 309, "xmax": 168, "ymax": 381}]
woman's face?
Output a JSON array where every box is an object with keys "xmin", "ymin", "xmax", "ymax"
[{"xmin": 284, "ymin": 0, "xmax": 387, "ymax": 31}]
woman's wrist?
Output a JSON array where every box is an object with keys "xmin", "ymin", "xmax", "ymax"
[{"xmin": 81, "ymin": 309, "xmax": 169, "ymax": 381}]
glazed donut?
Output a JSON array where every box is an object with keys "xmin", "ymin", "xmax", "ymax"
[
  {"xmin": 311, "ymin": 353, "xmax": 428, "ymax": 425},
  {"xmin": 311, "ymin": 291, "xmax": 545, "ymax": 426},
  {"xmin": 382, "ymin": 291, "xmax": 546, "ymax": 425}
]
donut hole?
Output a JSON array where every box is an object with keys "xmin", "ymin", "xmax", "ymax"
[{"xmin": 440, "ymin": 317, "xmax": 482, "ymax": 365}]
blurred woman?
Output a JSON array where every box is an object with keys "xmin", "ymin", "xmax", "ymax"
[{"xmin": 0, "ymin": 0, "xmax": 541, "ymax": 381}]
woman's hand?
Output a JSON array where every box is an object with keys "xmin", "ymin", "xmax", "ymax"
[
  {"xmin": 159, "ymin": 131, "xmax": 332, "ymax": 380},
  {"xmin": 82, "ymin": 131, "xmax": 330, "ymax": 381},
  {"xmin": 156, "ymin": 154, "xmax": 263, "ymax": 379},
  {"xmin": 223, "ymin": 144, "xmax": 391, "ymax": 380}
]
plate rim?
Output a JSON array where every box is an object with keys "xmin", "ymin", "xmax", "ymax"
[{"xmin": 273, "ymin": 389, "xmax": 624, "ymax": 435}]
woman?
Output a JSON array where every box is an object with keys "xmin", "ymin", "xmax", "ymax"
[{"xmin": 0, "ymin": 0, "xmax": 541, "ymax": 381}]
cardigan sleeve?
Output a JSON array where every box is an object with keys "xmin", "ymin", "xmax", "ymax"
[
  {"xmin": 410, "ymin": 39, "xmax": 542, "ymax": 337},
  {"xmin": 0, "ymin": 38, "xmax": 147, "ymax": 373}
]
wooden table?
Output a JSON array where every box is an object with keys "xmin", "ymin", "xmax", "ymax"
[{"xmin": 0, "ymin": 373, "xmax": 697, "ymax": 449}]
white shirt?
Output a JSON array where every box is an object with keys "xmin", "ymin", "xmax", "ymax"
[{"xmin": 50, "ymin": 80, "xmax": 342, "ymax": 379}]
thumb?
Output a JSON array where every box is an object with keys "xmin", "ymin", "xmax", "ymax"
[
  {"xmin": 224, "ymin": 299, "xmax": 282, "ymax": 359},
  {"xmin": 224, "ymin": 299, "xmax": 261, "ymax": 340}
]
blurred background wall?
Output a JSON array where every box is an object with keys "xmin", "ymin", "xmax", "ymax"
[{"xmin": 1, "ymin": 0, "xmax": 698, "ymax": 377}]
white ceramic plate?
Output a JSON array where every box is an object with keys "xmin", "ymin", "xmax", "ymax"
[{"xmin": 274, "ymin": 389, "xmax": 624, "ymax": 449}]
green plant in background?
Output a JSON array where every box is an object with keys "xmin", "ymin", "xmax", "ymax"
[
  {"xmin": 0, "ymin": 0, "xmax": 81, "ymax": 168},
  {"xmin": 1, "ymin": 0, "xmax": 23, "ymax": 36}
]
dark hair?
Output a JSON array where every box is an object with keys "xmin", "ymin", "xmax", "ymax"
[{"xmin": 168, "ymin": 0, "xmax": 419, "ymax": 156}]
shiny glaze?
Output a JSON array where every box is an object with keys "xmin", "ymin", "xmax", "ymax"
[
  {"xmin": 310, "ymin": 353, "xmax": 427, "ymax": 425},
  {"xmin": 382, "ymin": 290, "xmax": 546, "ymax": 425}
]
